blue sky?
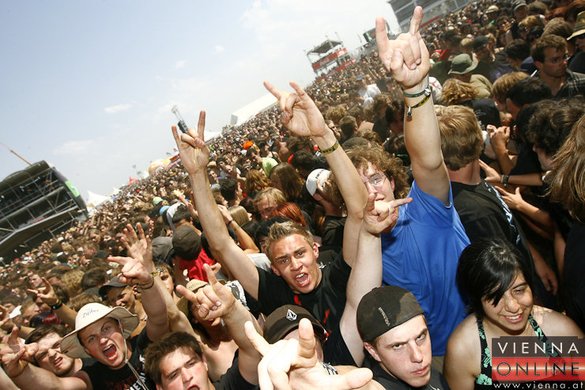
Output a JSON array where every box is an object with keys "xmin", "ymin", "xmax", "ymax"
[{"xmin": 0, "ymin": 1, "xmax": 398, "ymax": 200}]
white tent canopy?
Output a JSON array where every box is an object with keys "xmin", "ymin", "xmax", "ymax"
[
  {"xmin": 230, "ymin": 93, "xmax": 277, "ymax": 126},
  {"xmin": 86, "ymin": 190, "xmax": 110, "ymax": 213}
]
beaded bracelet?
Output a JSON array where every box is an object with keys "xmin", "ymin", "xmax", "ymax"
[{"xmin": 320, "ymin": 141, "xmax": 339, "ymax": 155}]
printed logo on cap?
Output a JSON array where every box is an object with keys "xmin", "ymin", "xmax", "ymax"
[{"xmin": 286, "ymin": 309, "xmax": 297, "ymax": 321}]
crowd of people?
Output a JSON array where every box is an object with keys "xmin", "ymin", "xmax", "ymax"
[{"xmin": 1, "ymin": 0, "xmax": 585, "ymax": 389}]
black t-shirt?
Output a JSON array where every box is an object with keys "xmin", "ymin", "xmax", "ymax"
[
  {"xmin": 320, "ymin": 215, "xmax": 346, "ymax": 253},
  {"xmin": 213, "ymin": 356, "xmax": 256, "ymax": 390},
  {"xmin": 371, "ymin": 364, "xmax": 450, "ymax": 390},
  {"xmin": 451, "ymin": 181, "xmax": 532, "ymax": 263},
  {"xmin": 83, "ymin": 327, "xmax": 154, "ymax": 390},
  {"xmin": 322, "ymin": 323, "xmax": 356, "ymax": 367},
  {"xmin": 256, "ymin": 252, "xmax": 351, "ymax": 332},
  {"xmin": 464, "ymin": 98, "xmax": 501, "ymax": 131}
]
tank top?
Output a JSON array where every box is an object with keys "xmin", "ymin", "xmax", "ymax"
[{"xmin": 474, "ymin": 314, "xmax": 559, "ymax": 389}]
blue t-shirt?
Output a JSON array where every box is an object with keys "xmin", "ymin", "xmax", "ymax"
[{"xmin": 381, "ymin": 181, "xmax": 469, "ymax": 356}]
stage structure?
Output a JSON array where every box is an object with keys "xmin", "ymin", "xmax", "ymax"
[
  {"xmin": 306, "ymin": 38, "xmax": 356, "ymax": 82},
  {"xmin": 0, "ymin": 161, "xmax": 88, "ymax": 262}
]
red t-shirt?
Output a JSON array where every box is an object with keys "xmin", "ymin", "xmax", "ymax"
[{"xmin": 178, "ymin": 248, "xmax": 216, "ymax": 282}]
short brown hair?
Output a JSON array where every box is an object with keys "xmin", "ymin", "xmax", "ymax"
[
  {"xmin": 144, "ymin": 332, "xmax": 203, "ymax": 386},
  {"xmin": 265, "ymin": 221, "xmax": 313, "ymax": 262},
  {"xmin": 328, "ymin": 145, "xmax": 409, "ymax": 207},
  {"xmin": 492, "ymin": 72, "xmax": 529, "ymax": 104},
  {"xmin": 436, "ymin": 105, "xmax": 483, "ymax": 171},
  {"xmin": 532, "ymin": 34, "xmax": 567, "ymax": 63}
]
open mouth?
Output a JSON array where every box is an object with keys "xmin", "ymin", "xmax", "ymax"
[
  {"xmin": 103, "ymin": 344, "xmax": 117, "ymax": 360},
  {"xmin": 295, "ymin": 273, "xmax": 309, "ymax": 287}
]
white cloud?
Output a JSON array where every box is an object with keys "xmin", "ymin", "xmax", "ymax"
[
  {"xmin": 215, "ymin": 45, "xmax": 225, "ymax": 53},
  {"xmin": 52, "ymin": 140, "xmax": 94, "ymax": 155},
  {"xmin": 176, "ymin": 60, "xmax": 187, "ymax": 68},
  {"xmin": 104, "ymin": 103, "xmax": 133, "ymax": 114}
]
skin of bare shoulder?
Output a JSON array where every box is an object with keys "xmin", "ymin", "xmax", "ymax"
[
  {"xmin": 444, "ymin": 314, "xmax": 482, "ymax": 390},
  {"xmin": 531, "ymin": 305, "xmax": 585, "ymax": 338}
]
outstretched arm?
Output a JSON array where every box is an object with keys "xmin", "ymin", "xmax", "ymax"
[
  {"xmin": 172, "ymin": 112, "xmax": 260, "ymax": 299},
  {"xmin": 109, "ymin": 224, "xmax": 170, "ymax": 342},
  {"xmin": 26, "ymin": 278, "xmax": 77, "ymax": 329},
  {"xmin": 1, "ymin": 327, "xmax": 90, "ymax": 390},
  {"xmin": 264, "ymin": 81, "xmax": 368, "ymax": 266},
  {"xmin": 376, "ymin": 7, "xmax": 449, "ymax": 204},
  {"xmin": 178, "ymin": 264, "xmax": 261, "ymax": 385},
  {"xmin": 339, "ymin": 194, "xmax": 412, "ymax": 366}
]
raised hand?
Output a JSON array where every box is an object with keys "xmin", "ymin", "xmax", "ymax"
[
  {"xmin": 120, "ymin": 223, "xmax": 152, "ymax": 265},
  {"xmin": 375, "ymin": 6, "xmax": 429, "ymax": 90},
  {"xmin": 217, "ymin": 205, "xmax": 232, "ymax": 224},
  {"xmin": 363, "ymin": 193, "xmax": 413, "ymax": 235},
  {"xmin": 0, "ymin": 327, "xmax": 36, "ymax": 378},
  {"xmin": 245, "ymin": 319, "xmax": 373, "ymax": 390},
  {"xmin": 0, "ymin": 305, "xmax": 16, "ymax": 333},
  {"xmin": 264, "ymin": 81, "xmax": 328, "ymax": 140},
  {"xmin": 109, "ymin": 224, "xmax": 155, "ymax": 287},
  {"xmin": 171, "ymin": 110, "xmax": 209, "ymax": 176},
  {"xmin": 26, "ymin": 277, "xmax": 59, "ymax": 306}
]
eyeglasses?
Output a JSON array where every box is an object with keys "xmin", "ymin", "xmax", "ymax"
[
  {"xmin": 546, "ymin": 53, "xmax": 570, "ymax": 64},
  {"xmin": 364, "ymin": 173, "xmax": 387, "ymax": 189}
]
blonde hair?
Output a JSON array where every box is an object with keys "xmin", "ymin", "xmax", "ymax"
[
  {"xmin": 60, "ymin": 269, "xmax": 85, "ymax": 298},
  {"xmin": 229, "ymin": 205, "xmax": 250, "ymax": 227}
]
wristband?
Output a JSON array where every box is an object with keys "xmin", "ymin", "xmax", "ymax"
[
  {"xmin": 401, "ymin": 78, "xmax": 430, "ymax": 98},
  {"xmin": 501, "ymin": 174, "xmax": 510, "ymax": 185},
  {"xmin": 140, "ymin": 276, "xmax": 156, "ymax": 291},
  {"xmin": 319, "ymin": 141, "xmax": 339, "ymax": 155},
  {"xmin": 405, "ymin": 87, "xmax": 433, "ymax": 118},
  {"xmin": 50, "ymin": 300, "xmax": 63, "ymax": 311}
]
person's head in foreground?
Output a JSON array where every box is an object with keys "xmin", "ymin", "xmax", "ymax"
[
  {"xmin": 26, "ymin": 324, "xmax": 79, "ymax": 377},
  {"xmin": 357, "ymin": 286, "xmax": 431, "ymax": 387},
  {"xmin": 456, "ymin": 237, "xmax": 534, "ymax": 333},
  {"xmin": 60, "ymin": 302, "xmax": 139, "ymax": 369},
  {"xmin": 144, "ymin": 331, "xmax": 210, "ymax": 390},
  {"xmin": 264, "ymin": 221, "xmax": 322, "ymax": 295},
  {"xmin": 263, "ymin": 304, "xmax": 328, "ymax": 361}
]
